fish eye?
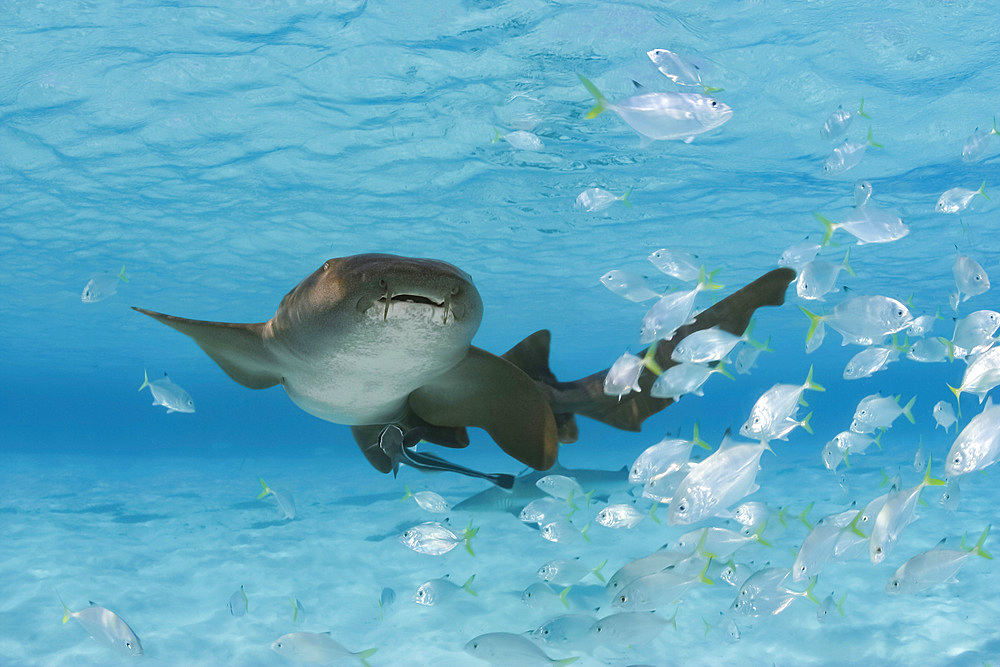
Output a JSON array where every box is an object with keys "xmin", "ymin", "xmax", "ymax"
[
  {"xmin": 126, "ymin": 642, "xmax": 132, "ymax": 649},
  {"xmin": 275, "ymin": 643, "xmax": 283, "ymax": 649},
  {"xmin": 379, "ymin": 278, "xmax": 387, "ymax": 288},
  {"xmin": 710, "ymin": 100, "xmax": 717, "ymax": 107},
  {"xmin": 892, "ymin": 580, "xmax": 899, "ymax": 587},
  {"xmin": 875, "ymin": 546, "xmax": 883, "ymax": 554},
  {"xmin": 619, "ymin": 595, "xmax": 627, "ymax": 603},
  {"xmin": 799, "ymin": 565, "xmax": 806, "ymax": 573}
]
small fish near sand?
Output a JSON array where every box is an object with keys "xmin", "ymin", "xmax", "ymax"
[
  {"xmin": 138, "ymin": 370, "xmax": 195, "ymax": 414},
  {"xmin": 60, "ymin": 598, "xmax": 143, "ymax": 656},
  {"xmin": 270, "ymin": 631, "xmax": 377, "ymax": 666},
  {"xmin": 257, "ymin": 478, "xmax": 296, "ymax": 520}
]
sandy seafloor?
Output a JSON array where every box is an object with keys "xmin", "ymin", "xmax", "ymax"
[{"xmin": 3, "ymin": 420, "xmax": 1000, "ymax": 666}]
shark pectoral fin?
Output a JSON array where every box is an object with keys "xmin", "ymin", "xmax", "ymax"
[
  {"xmin": 132, "ymin": 308, "xmax": 282, "ymax": 390},
  {"xmin": 350, "ymin": 425, "xmax": 394, "ymax": 474},
  {"xmin": 408, "ymin": 347, "xmax": 559, "ymax": 470}
]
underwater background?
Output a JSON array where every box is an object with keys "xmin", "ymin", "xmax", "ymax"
[{"xmin": 2, "ymin": 0, "xmax": 1000, "ymax": 665}]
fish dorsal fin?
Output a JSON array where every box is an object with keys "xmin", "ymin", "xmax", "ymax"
[
  {"xmin": 408, "ymin": 346, "xmax": 559, "ymax": 470},
  {"xmin": 133, "ymin": 308, "xmax": 281, "ymax": 390}
]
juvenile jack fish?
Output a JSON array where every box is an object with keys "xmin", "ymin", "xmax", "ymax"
[
  {"xmin": 869, "ymin": 464, "xmax": 945, "ymax": 564},
  {"xmin": 949, "ymin": 347, "xmax": 1000, "ymax": 405},
  {"xmin": 842, "ymin": 344, "xmax": 901, "ymax": 380},
  {"xmin": 672, "ymin": 324, "xmax": 764, "ymax": 365},
  {"xmin": 495, "ymin": 128, "xmax": 544, "ymax": 151},
  {"xmin": 647, "ymin": 48, "xmax": 706, "ymax": 88},
  {"xmin": 580, "ymin": 75, "xmax": 733, "ymax": 144},
  {"xmin": 944, "ymin": 398, "xmax": 1000, "ymax": 477},
  {"xmin": 936, "ymin": 181, "xmax": 989, "ymax": 214},
  {"xmin": 730, "ymin": 567, "xmax": 819, "ymax": 617},
  {"xmin": 464, "ymin": 632, "xmax": 578, "ymax": 666},
  {"xmin": 649, "ymin": 360, "xmax": 733, "ymax": 401},
  {"xmin": 400, "ymin": 521, "xmax": 478, "ymax": 556},
  {"xmin": 796, "ymin": 249, "xmax": 854, "ymax": 301},
  {"xmin": 668, "ymin": 433, "xmax": 771, "ymax": 525},
  {"xmin": 849, "ymin": 393, "xmax": 915, "ymax": 434},
  {"xmin": 61, "ymin": 599, "xmax": 143, "ymax": 656},
  {"xmin": 739, "ymin": 366, "xmax": 824, "ymax": 443},
  {"xmin": 138, "ymin": 369, "xmax": 195, "ymax": 413},
  {"xmin": 950, "ymin": 310, "xmax": 1000, "ymax": 357},
  {"xmin": 820, "ymin": 99, "xmax": 868, "ymax": 140},
  {"xmin": 933, "ymin": 400, "xmax": 957, "ymax": 432},
  {"xmin": 962, "ymin": 119, "xmax": 998, "ymax": 162},
  {"xmin": 258, "ymin": 478, "xmax": 296, "ymax": 520},
  {"xmin": 814, "ymin": 207, "xmax": 909, "ymax": 246},
  {"xmin": 576, "ymin": 187, "xmax": 632, "ymax": 213},
  {"xmin": 778, "ymin": 242, "xmax": 821, "ymax": 271},
  {"xmin": 802, "ymin": 295, "xmax": 912, "ymax": 348},
  {"xmin": 271, "ymin": 632, "xmax": 377, "ymax": 665},
  {"xmin": 822, "ymin": 128, "xmax": 881, "ymax": 176},
  {"xmin": 402, "ymin": 486, "xmax": 450, "ymax": 513},
  {"xmin": 953, "ymin": 255, "xmax": 991, "ymax": 305},
  {"xmin": 629, "ymin": 426, "xmax": 710, "ymax": 484},
  {"xmin": 648, "ymin": 248, "xmax": 701, "ymax": 282},
  {"xmin": 600, "ymin": 270, "xmax": 660, "ymax": 302},
  {"xmin": 604, "ymin": 351, "xmax": 644, "ymax": 397},
  {"xmin": 81, "ymin": 265, "xmax": 129, "ymax": 303},
  {"xmin": 414, "ymin": 574, "xmax": 476, "ymax": 606},
  {"xmin": 887, "ymin": 527, "xmax": 992, "ymax": 594}
]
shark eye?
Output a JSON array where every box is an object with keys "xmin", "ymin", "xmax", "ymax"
[{"xmin": 379, "ymin": 278, "xmax": 387, "ymax": 288}]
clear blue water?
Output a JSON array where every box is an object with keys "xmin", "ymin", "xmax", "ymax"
[{"xmin": 2, "ymin": 0, "xmax": 1000, "ymax": 665}]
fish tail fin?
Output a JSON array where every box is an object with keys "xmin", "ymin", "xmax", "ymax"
[
  {"xmin": 400, "ymin": 485, "xmax": 414, "ymax": 501},
  {"xmin": 591, "ymin": 559, "xmax": 608, "ymax": 583},
  {"xmin": 836, "ymin": 593, "xmax": 848, "ymax": 617},
  {"xmin": 947, "ymin": 384, "xmax": 963, "ymax": 418},
  {"xmin": 805, "ymin": 576, "xmax": 821, "ymax": 605},
  {"xmin": 58, "ymin": 594, "xmax": 71, "ymax": 624},
  {"xmin": 715, "ymin": 359, "xmax": 735, "ymax": 380},
  {"xmin": 256, "ymin": 477, "xmax": 272, "ymax": 500},
  {"xmin": 800, "ymin": 307, "xmax": 824, "ymax": 344},
  {"xmin": 777, "ymin": 505, "xmax": 789, "ymax": 528},
  {"xmin": 939, "ymin": 337, "xmax": 956, "ymax": 362},
  {"xmin": 978, "ymin": 180, "xmax": 990, "ymax": 201},
  {"xmin": 699, "ymin": 558, "xmax": 715, "ymax": 585},
  {"xmin": 356, "ymin": 648, "xmax": 378, "ymax": 667},
  {"xmin": 649, "ymin": 502, "xmax": 661, "ymax": 525},
  {"xmin": 463, "ymin": 522, "xmax": 479, "ymax": 556},
  {"xmin": 553, "ymin": 657, "xmax": 580, "ymax": 667},
  {"xmin": 581, "ymin": 522, "xmax": 591, "ymax": 544},
  {"xmin": 867, "ymin": 127, "xmax": 883, "ymax": 149},
  {"xmin": 621, "ymin": 187, "xmax": 634, "ymax": 209},
  {"xmin": 744, "ymin": 320, "xmax": 767, "ymax": 351},
  {"xmin": 667, "ymin": 606, "xmax": 679, "ymax": 630},
  {"xmin": 754, "ymin": 520, "xmax": 772, "ymax": 548},
  {"xmin": 848, "ymin": 510, "xmax": 867, "ymax": 538},
  {"xmin": 118, "ymin": 265, "xmax": 129, "ymax": 283},
  {"xmin": 578, "ymin": 74, "xmax": 608, "ymax": 119},
  {"xmin": 970, "ymin": 525, "xmax": 993, "ymax": 560},
  {"xmin": 641, "ymin": 340, "xmax": 663, "ymax": 376},
  {"xmin": 842, "ymin": 449, "xmax": 851, "ymax": 468},
  {"xmin": 799, "ymin": 502, "xmax": 815, "ymax": 529},
  {"xmin": 546, "ymin": 269, "xmax": 795, "ymax": 432},
  {"xmin": 874, "ymin": 430, "xmax": 883, "ymax": 450},
  {"xmin": 814, "ymin": 212, "xmax": 837, "ymax": 246},
  {"xmin": 491, "ymin": 127, "xmax": 503, "ymax": 143},
  {"xmin": 558, "ymin": 586, "xmax": 572, "ymax": 609},
  {"xmin": 803, "ymin": 364, "xmax": 825, "ymax": 394},
  {"xmin": 800, "ymin": 411, "xmax": 814, "ymax": 435},
  {"xmin": 902, "ymin": 396, "xmax": 916, "ymax": 423},
  {"xmin": 703, "ymin": 617, "xmax": 713, "ymax": 637},
  {"xmin": 692, "ymin": 422, "xmax": 712, "ymax": 450},
  {"xmin": 462, "ymin": 575, "xmax": 478, "ymax": 596},
  {"xmin": 879, "ymin": 467, "xmax": 891, "ymax": 488},
  {"xmin": 841, "ymin": 247, "xmax": 856, "ymax": 277},
  {"xmin": 857, "ymin": 97, "xmax": 870, "ymax": 119},
  {"xmin": 922, "ymin": 456, "xmax": 945, "ymax": 487},
  {"xmin": 138, "ymin": 368, "xmax": 150, "ymax": 392},
  {"xmin": 699, "ymin": 266, "xmax": 725, "ymax": 291},
  {"xmin": 993, "ymin": 116, "xmax": 999, "ymax": 136}
]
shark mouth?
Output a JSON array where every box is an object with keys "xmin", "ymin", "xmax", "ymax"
[{"xmin": 375, "ymin": 293, "xmax": 452, "ymax": 323}]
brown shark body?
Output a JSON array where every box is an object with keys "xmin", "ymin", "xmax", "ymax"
[{"xmin": 133, "ymin": 254, "xmax": 794, "ymax": 473}]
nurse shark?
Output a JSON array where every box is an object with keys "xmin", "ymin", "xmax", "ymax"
[{"xmin": 134, "ymin": 254, "xmax": 794, "ymax": 477}]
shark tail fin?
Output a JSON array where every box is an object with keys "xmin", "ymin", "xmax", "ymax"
[{"xmin": 543, "ymin": 268, "xmax": 796, "ymax": 432}]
